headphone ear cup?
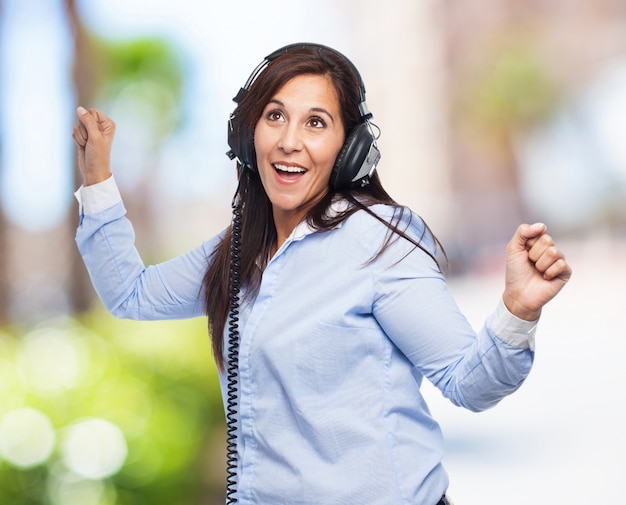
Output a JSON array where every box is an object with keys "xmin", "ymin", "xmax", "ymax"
[
  {"xmin": 228, "ymin": 114, "xmax": 257, "ymax": 172},
  {"xmin": 330, "ymin": 122, "xmax": 376, "ymax": 190},
  {"xmin": 245, "ymin": 128, "xmax": 256, "ymax": 171}
]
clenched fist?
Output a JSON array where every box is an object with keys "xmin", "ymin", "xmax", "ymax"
[{"xmin": 72, "ymin": 106, "xmax": 116, "ymax": 186}]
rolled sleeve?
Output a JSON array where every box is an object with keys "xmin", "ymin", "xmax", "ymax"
[
  {"xmin": 490, "ymin": 298, "xmax": 538, "ymax": 351},
  {"xmin": 74, "ymin": 175, "xmax": 122, "ymax": 215}
]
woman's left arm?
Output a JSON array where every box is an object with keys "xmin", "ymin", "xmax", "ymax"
[{"xmin": 372, "ymin": 219, "xmax": 571, "ymax": 412}]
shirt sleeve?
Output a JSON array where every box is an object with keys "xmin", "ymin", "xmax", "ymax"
[
  {"xmin": 74, "ymin": 177, "xmax": 220, "ymax": 321},
  {"xmin": 491, "ymin": 297, "xmax": 537, "ymax": 351},
  {"xmin": 369, "ymin": 211, "xmax": 536, "ymax": 412},
  {"xmin": 74, "ymin": 175, "xmax": 122, "ymax": 216}
]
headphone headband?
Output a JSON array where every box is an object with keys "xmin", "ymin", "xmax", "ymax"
[{"xmin": 233, "ymin": 43, "xmax": 372, "ymax": 121}]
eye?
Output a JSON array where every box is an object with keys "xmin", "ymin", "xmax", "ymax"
[
  {"xmin": 265, "ymin": 109, "xmax": 284, "ymax": 122},
  {"xmin": 307, "ymin": 116, "xmax": 327, "ymax": 129}
]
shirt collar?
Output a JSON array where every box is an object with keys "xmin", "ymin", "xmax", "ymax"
[{"xmin": 290, "ymin": 198, "xmax": 350, "ymax": 242}]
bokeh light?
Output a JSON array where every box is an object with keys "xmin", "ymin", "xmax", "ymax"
[
  {"xmin": 17, "ymin": 327, "xmax": 83, "ymax": 395},
  {"xmin": 50, "ymin": 478, "xmax": 106, "ymax": 505},
  {"xmin": 0, "ymin": 407, "xmax": 56, "ymax": 468},
  {"xmin": 61, "ymin": 418, "xmax": 128, "ymax": 480},
  {"xmin": 46, "ymin": 463, "xmax": 114, "ymax": 505}
]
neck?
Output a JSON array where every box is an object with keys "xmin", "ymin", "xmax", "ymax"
[
  {"xmin": 269, "ymin": 191, "xmax": 331, "ymax": 257},
  {"xmin": 271, "ymin": 209, "xmax": 305, "ymax": 258}
]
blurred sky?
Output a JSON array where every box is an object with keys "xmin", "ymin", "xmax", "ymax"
[
  {"xmin": 517, "ymin": 57, "xmax": 626, "ymax": 231},
  {"xmin": 0, "ymin": 0, "xmax": 74, "ymax": 230}
]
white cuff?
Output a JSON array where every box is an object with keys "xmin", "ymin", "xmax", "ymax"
[
  {"xmin": 491, "ymin": 298, "xmax": 538, "ymax": 351},
  {"xmin": 74, "ymin": 175, "xmax": 122, "ymax": 215}
]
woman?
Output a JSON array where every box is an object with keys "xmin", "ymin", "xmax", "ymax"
[{"xmin": 73, "ymin": 43, "xmax": 571, "ymax": 505}]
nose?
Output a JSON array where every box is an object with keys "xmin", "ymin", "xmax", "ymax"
[{"xmin": 277, "ymin": 123, "xmax": 303, "ymax": 153}]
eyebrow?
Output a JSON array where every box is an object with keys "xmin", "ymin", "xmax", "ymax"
[{"xmin": 266, "ymin": 99, "xmax": 337, "ymax": 124}]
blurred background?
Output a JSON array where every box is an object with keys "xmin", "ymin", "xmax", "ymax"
[{"xmin": 0, "ymin": 0, "xmax": 624, "ymax": 503}]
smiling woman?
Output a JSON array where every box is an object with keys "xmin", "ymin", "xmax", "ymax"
[{"xmin": 72, "ymin": 43, "xmax": 571, "ymax": 505}]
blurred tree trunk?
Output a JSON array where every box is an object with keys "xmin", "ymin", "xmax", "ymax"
[
  {"xmin": 0, "ymin": 214, "xmax": 8, "ymax": 325},
  {"xmin": 63, "ymin": 0, "xmax": 98, "ymax": 313},
  {"xmin": 0, "ymin": 0, "xmax": 9, "ymax": 324}
]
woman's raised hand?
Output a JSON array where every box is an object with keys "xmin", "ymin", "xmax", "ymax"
[
  {"xmin": 502, "ymin": 223, "xmax": 572, "ymax": 321},
  {"xmin": 72, "ymin": 107, "xmax": 116, "ymax": 186}
]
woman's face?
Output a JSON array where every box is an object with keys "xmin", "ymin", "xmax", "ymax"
[{"xmin": 254, "ymin": 73, "xmax": 345, "ymax": 227}]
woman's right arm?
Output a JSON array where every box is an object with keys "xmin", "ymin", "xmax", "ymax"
[
  {"xmin": 75, "ymin": 176, "xmax": 221, "ymax": 320},
  {"xmin": 73, "ymin": 107, "xmax": 220, "ymax": 320}
]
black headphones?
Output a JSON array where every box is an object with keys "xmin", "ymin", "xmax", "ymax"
[{"xmin": 226, "ymin": 42, "xmax": 381, "ymax": 190}]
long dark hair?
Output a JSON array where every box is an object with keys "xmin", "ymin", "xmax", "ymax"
[{"xmin": 203, "ymin": 46, "xmax": 444, "ymax": 370}]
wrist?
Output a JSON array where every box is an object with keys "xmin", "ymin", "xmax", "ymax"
[
  {"xmin": 82, "ymin": 171, "xmax": 112, "ymax": 187},
  {"xmin": 502, "ymin": 293, "xmax": 541, "ymax": 321}
]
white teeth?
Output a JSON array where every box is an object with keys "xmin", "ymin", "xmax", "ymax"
[{"xmin": 274, "ymin": 163, "xmax": 306, "ymax": 173}]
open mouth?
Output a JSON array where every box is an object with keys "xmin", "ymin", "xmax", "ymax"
[{"xmin": 273, "ymin": 163, "xmax": 307, "ymax": 181}]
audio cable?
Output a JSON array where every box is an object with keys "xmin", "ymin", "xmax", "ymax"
[{"xmin": 225, "ymin": 186, "xmax": 243, "ymax": 504}]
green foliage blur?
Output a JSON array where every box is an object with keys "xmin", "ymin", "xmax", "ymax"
[
  {"xmin": 91, "ymin": 36, "xmax": 185, "ymax": 144},
  {"xmin": 453, "ymin": 35, "xmax": 561, "ymax": 138},
  {"xmin": 0, "ymin": 310, "xmax": 226, "ymax": 505}
]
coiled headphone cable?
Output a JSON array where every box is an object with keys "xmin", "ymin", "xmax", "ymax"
[{"xmin": 225, "ymin": 187, "xmax": 243, "ymax": 504}]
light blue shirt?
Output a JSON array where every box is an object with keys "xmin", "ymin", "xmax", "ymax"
[{"xmin": 76, "ymin": 176, "xmax": 536, "ymax": 505}]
